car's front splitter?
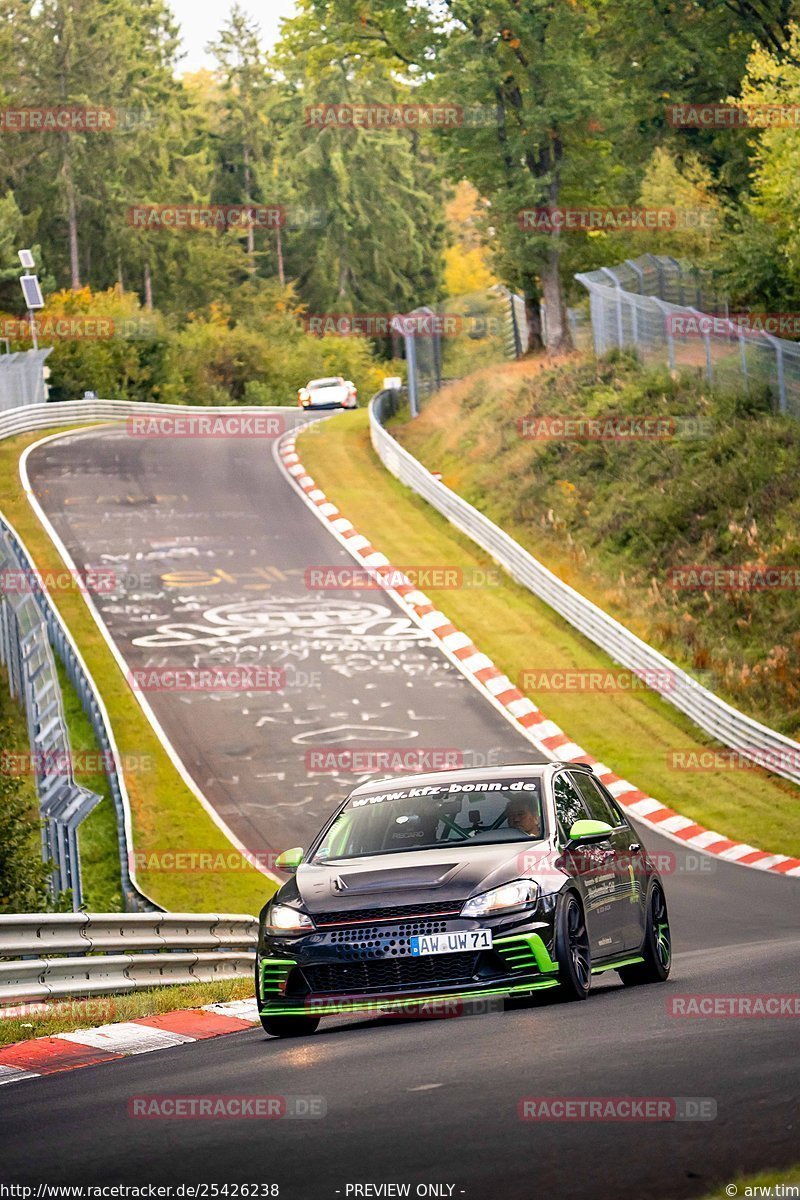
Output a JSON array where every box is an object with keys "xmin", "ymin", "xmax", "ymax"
[{"xmin": 259, "ymin": 977, "xmax": 560, "ymax": 1018}]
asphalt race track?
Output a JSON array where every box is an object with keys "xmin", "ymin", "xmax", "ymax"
[
  {"xmin": 22, "ymin": 416, "xmax": 544, "ymax": 856},
  {"xmin": 1, "ymin": 418, "xmax": 798, "ymax": 1198}
]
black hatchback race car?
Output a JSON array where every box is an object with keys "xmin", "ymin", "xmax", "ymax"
[{"xmin": 256, "ymin": 763, "xmax": 672, "ymax": 1036}]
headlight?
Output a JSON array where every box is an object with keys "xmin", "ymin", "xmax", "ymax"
[
  {"xmin": 265, "ymin": 904, "xmax": 315, "ymax": 934},
  {"xmin": 461, "ymin": 880, "xmax": 539, "ymax": 918}
]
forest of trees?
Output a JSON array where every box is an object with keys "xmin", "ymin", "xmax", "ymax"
[{"xmin": 2, "ymin": 0, "xmax": 800, "ymax": 397}]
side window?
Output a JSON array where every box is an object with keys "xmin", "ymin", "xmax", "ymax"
[
  {"xmin": 568, "ymin": 771, "xmax": 621, "ymax": 827},
  {"xmin": 553, "ymin": 773, "xmax": 589, "ymax": 839}
]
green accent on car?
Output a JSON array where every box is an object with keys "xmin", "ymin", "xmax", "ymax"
[
  {"xmin": 275, "ymin": 847, "xmax": 304, "ymax": 871},
  {"xmin": 259, "ymin": 957, "xmax": 295, "ymax": 997},
  {"xmin": 259, "ymin": 979, "xmax": 561, "ymax": 1017},
  {"xmin": 591, "ymin": 955, "xmax": 645, "ymax": 975},
  {"xmin": 568, "ymin": 819, "xmax": 613, "ymax": 842},
  {"xmin": 494, "ymin": 932, "xmax": 559, "ymax": 975}
]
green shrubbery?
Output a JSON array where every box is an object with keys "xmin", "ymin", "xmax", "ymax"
[
  {"xmin": 3, "ymin": 283, "xmax": 397, "ymax": 407},
  {"xmin": 396, "ymin": 355, "xmax": 800, "ymax": 737}
]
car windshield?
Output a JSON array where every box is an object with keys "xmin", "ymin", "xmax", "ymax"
[
  {"xmin": 309, "ymin": 378, "xmax": 342, "ymax": 388},
  {"xmin": 311, "ymin": 778, "xmax": 544, "ymax": 861}
]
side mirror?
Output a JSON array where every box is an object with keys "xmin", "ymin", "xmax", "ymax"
[
  {"xmin": 566, "ymin": 819, "xmax": 613, "ymax": 847},
  {"xmin": 275, "ymin": 846, "xmax": 304, "ymax": 873}
]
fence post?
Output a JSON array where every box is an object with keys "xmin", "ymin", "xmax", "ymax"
[
  {"xmin": 649, "ymin": 298, "xmax": 676, "ymax": 371},
  {"xmin": 624, "ymin": 258, "xmax": 645, "ymax": 294},
  {"xmin": 690, "ymin": 307, "xmax": 713, "ymax": 383},
  {"xmin": 406, "ymin": 334, "xmax": 419, "ymax": 418},
  {"xmin": 599, "ymin": 269, "xmax": 624, "ymax": 347},
  {"xmin": 762, "ymin": 333, "xmax": 787, "ymax": 413}
]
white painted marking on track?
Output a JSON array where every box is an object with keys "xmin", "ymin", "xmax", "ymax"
[
  {"xmin": 57, "ymin": 1023, "xmax": 195, "ymax": 1053},
  {"xmin": 0, "ymin": 1064, "xmax": 40, "ymax": 1086}
]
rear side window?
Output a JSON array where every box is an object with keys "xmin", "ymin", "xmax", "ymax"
[
  {"xmin": 568, "ymin": 771, "xmax": 622, "ymax": 827},
  {"xmin": 553, "ymin": 773, "xmax": 588, "ymax": 838}
]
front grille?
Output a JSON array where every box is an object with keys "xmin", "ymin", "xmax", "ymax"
[
  {"xmin": 327, "ymin": 922, "xmax": 449, "ymax": 957},
  {"xmin": 313, "ymin": 902, "xmax": 464, "ymax": 927},
  {"xmin": 302, "ymin": 952, "xmax": 478, "ymax": 994}
]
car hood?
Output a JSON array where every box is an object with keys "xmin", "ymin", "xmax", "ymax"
[{"xmin": 290, "ymin": 841, "xmax": 552, "ymax": 914}]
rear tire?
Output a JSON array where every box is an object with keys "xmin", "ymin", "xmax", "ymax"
[
  {"xmin": 255, "ymin": 960, "xmax": 320, "ymax": 1037},
  {"xmin": 555, "ymin": 892, "xmax": 591, "ymax": 1001},
  {"xmin": 619, "ymin": 883, "xmax": 671, "ymax": 986}
]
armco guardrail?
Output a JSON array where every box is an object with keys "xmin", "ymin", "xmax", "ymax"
[
  {"xmin": 0, "ymin": 508, "xmax": 155, "ymax": 913},
  {"xmin": 369, "ymin": 390, "xmax": 800, "ymax": 788},
  {"xmin": 0, "ymin": 526, "xmax": 101, "ymax": 905},
  {"xmin": 0, "ymin": 398, "xmax": 291, "ymax": 912},
  {"xmin": 0, "ymin": 913, "xmax": 257, "ymax": 1004}
]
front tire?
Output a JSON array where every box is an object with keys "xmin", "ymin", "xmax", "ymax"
[
  {"xmin": 619, "ymin": 883, "xmax": 672, "ymax": 986},
  {"xmin": 555, "ymin": 892, "xmax": 591, "ymax": 1001},
  {"xmin": 255, "ymin": 960, "xmax": 320, "ymax": 1037},
  {"xmin": 261, "ymin": 1015, "xmax": 320, "ymax": 1038}
]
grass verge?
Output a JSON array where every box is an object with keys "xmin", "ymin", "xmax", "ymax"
[
  {"xmin": 0, "ymin": 426, "xmax": 275, "ymax": 914},
  {"xmin": 0, "ymin": 977, "xmax": 254, "ymax": 1046},
  {"xmin": 298, "ymin": 404, "xmax": 800, "ymax": 858}
]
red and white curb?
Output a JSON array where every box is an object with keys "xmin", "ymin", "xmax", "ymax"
[
  {"xmin": 0, "ymin": 999, "xmax": 259, "ymax": 1086},
  {"xmin": 277, "ymin": 431, "xmax": 800, "ymax": 879}
]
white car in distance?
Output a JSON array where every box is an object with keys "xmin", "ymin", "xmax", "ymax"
[{"xmin": 297, "ymin": 376, "xmax": 357, "ymax": 410}]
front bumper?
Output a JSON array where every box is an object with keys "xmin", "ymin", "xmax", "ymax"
[{"xmin": 258, "ymin": 926, "xmax": 561, "ymax": 1018}]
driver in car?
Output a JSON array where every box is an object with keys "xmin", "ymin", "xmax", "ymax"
[{"xmin": 504, "ymin": 796, "xmax": 542, "ymax": 838}]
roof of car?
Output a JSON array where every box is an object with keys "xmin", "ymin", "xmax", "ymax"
[
  {"xmin": 348, "ymin": 762, "xmax": 578, "ymax": 796},
  {"xmin": 308, "ymin": 377, "xmax": 343, "ymax": 387}
]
